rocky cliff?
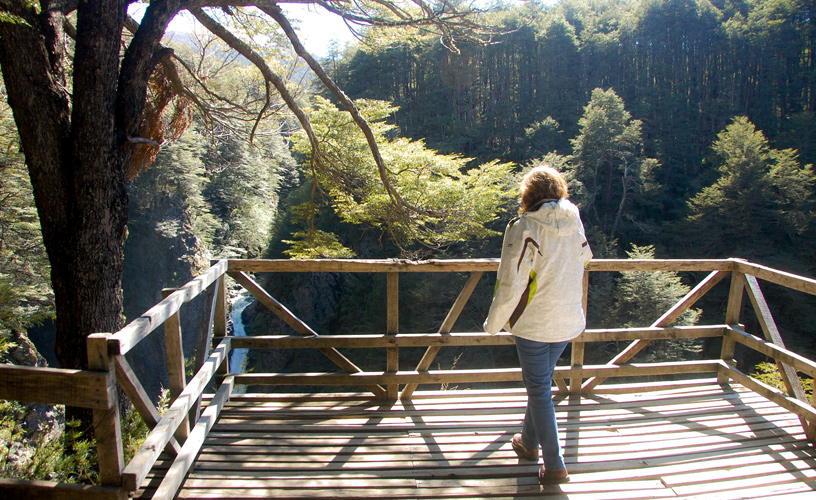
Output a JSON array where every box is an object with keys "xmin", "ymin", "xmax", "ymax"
[{"xmin": 122, "ymin": 203, "xmax": 212, "ymax": 401}]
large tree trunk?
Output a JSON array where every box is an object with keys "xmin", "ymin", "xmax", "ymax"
[
  {"xmin": 0, "ymin": 2, "xmax": 129, "ymax": 373},
  {"xmin": 0, "ymin": 3, "xmax": 130, "ymax": 432}
]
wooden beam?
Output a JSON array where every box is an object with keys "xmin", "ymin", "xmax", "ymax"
[
  {"xmin": 229, "ymin": 326, "xmax": 725, "ymax": 350},
  {"xmin": 229, "ymin": 270, "xmax": 386, "ymax": 399},
  {"xmin": 400, "ymin": 272, "xmax": 484, "ymax": 401},
  {"xmin": 228, "ymin": 258, "xmax": 735, "ymax": 274},
  {"xmin": 212, "ymin": 275, "xmax": 229, "ymax": 376},
  {"xmin": 734, "ymin": 259, "xmax": 816, "ymax": 296},
  {"xmin": 231, "ymin": 331, "xmax": 512, "ymax": 349},
  {"xmin": 718, "ymin": 270, "xmax": 746, "ymax": 383},
  {"xmin": 112, "ymin": 356, "xmax": 181, "ymax": 456},
  {"xmin": 227, "ymin": 258, "xmax": 500, "ymax": 274},
  {"xmin": 228, "ymin": 271, "xmax": 317, "ymax": 336},
  {"xmin": 570, "ymin": 270, "xmax": 590, "ymax": 394},
  {"xmin": 108, "ymin": 260, "xmax": 227, "ymax": 356},
  {"xmin": 555, "ymin": 376, "xmax": 569, "ymax": 394},
  {"xmin": 386, "ymin": 272, "xmax": 399, "ymax": 400},
  {"xmin": 575, "ymin": 325, "xmax": 725, "ymax": 342},
  {"xmin": 122, "ymin": 339, "xmax": 229, "ymax": 492},
  {"xmin": 586, "ymin": 259, "xmax": 734, "ymax": 272},
  {"xmin": 0, "ymin": 364, "xmax": 112, "ymax": 409},
  {"xmin": 0, "ymin": 479, "xmax": 127, "ymax": 500},
  {"xmin": 234, "ymin": 360, "xmax": 720, "ymax": 387},
  {"xmin": 583, "ymin": 270, "xmax": 727, "ymax": 392},
  {"xmin": 726, "ymin": 326, "xmax": 816, "ymax": 379},
  {"xmin": 151, "ymin": 376, "xmax": 234, "ymax": 500},
  {"xmin": 719, "ymin": 362, "xmax": 816, "ymax": 424},
  {"xmin": 562, "ymin": 360, "xmax": 721, "ymax": 379},
  {"xmin": 162, "ymin": 288, "xmax": 189, "ymax": 441},
  {"xmin": 212, "ymin": 274, "xmax": 228, "ymax": 339},
  {"xmin": 744, "ymin": 275, "xmax": 813, "ymax": 438},
  {"xmin": 569, "ymin": 340, "xmax": 585, "ymax": 394},
  {"xmin": 86, "ymin": 333, "xmax": 123, "ymax": 488}
]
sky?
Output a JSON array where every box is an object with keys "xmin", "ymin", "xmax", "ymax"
[
  {"xmin": 128, "ymin": 4, "xmax": 369, "ymax": 58},
  {"xmin": 280, "ymin": 4, "xmax": 357, "ymax": 57},
  {"xmin": 131, "ymin": 2, "xmax": 557, "ymax": 59}
]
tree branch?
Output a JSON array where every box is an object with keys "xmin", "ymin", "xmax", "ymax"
[
  {"xmin": 187, "ymin": 7, "xmax": 325, "ymax": 164},
  {"xmin": 259, "ymin": 2, "xmax": 447, "ymax": 218},
  {"xmin": 117, "ymin": 0, "xmax": 186, "ymax": 145}
]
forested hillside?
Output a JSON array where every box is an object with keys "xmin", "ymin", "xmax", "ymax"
[{"xmin": 327, "ymin": 0, "xmax": 816, "ymax": 265}]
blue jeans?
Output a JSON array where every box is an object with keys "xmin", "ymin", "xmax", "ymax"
[{"xmin": 514, "ymin": 336, "xmax": 569, "ymax": 471}]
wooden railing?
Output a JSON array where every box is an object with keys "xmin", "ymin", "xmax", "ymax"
[{"xmin": 2, "ymin": 257, "xmax": 816, "ymax": 500}]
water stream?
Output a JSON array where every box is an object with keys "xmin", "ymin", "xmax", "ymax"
[{"xmin": 229, "ymin": 291, "xmax": 253, "ymax": 378}]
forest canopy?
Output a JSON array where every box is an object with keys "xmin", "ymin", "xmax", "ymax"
[{"xmin": 326, "ymin": 0, "xmax": 816, "ymax": 267}]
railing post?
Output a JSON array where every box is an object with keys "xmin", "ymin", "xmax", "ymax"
[
  {"xmin": 163, "ymin": 288, "xmax": 190, "ymax": 441},
  {"xmin": 719, "ymin": 268, "xmax": 745, "ymax": 383},
  {"xmin": 570, "ymin": 269, "xmax": 589, "ymax": 394},
  {"xmin": 386, "ymin": 272, "xmax": 399, "ymax": 400},
  {"xmin": 86, "ymin": 333, "xmax": 124, "ymax": 487}
]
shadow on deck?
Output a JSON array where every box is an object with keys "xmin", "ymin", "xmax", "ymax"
[{"xmin": 137, "ymin": 380, "xmax": 816, "ymax": 499}]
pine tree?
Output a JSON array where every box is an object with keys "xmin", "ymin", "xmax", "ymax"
[
  {"xmin": 685, "ymin": 116, "xmax": 815, "ymax": 259},
  {"xmin": 0, "ymin": 102, "xmax": 52, "ymax": 338},
  {"xmin": 568, "ymin": 88, "xmax": 658, "ymax": 245},
  {"xmin": 610, "ymin": 244, "xmax": 702, "ymax": 363}
]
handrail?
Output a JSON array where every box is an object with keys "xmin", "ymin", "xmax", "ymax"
[
  {"xmin": 122, "ymin": 338, "xmax": 230, "ymax": 492},
  {"xmin": 228, "ymin": 257, "xmax": 737, "ymax": 273},
  {"xmin": 0, "ymin": 364, "xmax": 114, "ymax": 409},
  {"xmin": 734, "ymin": 259, "xmax": 816, "ymax": 296},
  {"xmin": 0, "ymin": 362, "xmax": 121, "ymax": 499},
  {"xmin": 229, "ymin": 325, "xmax": 726, "ymax": 349},
  {"xmin": 234, "ymin": 360, "xmax": 723, "ymax": 387},
  {"xmin": 107, "ymin": 259, "xmax": 228, "ymax": 356}
]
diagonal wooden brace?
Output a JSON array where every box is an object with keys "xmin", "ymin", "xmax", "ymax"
[
  {"xmin": 400, "ymin": 272, "xmax": 484, "ymax": 401},
  {"xmin": 582, "ymin": 270, "xmax": 727, "ymax": 393},
  {"xmin": 229, "ymin": 271, "xmax": 386, "ymax": 399},
  {"xmin": 744, "ymin": 275, "xmax": 814, "ymax": 440},
  {"xmin": 113, "ymin": 355, "xmax": 182, "ymax": 456}
]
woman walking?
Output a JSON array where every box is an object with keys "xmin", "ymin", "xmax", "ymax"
[{"xmin": 484, "ymin": 165, "xmax": 592, "ymax": 484}]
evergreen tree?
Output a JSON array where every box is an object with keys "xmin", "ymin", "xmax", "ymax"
[
  {"xmin": 611, "ymin": 244, "xmax": 701, "ymax": 328},
  {"xmin": 568, "ymin": 88, "xmax": 658, "ymax": 247},
  {"xmin": 128, "ymin": 128, "xmax": 217, "ymax": 246},
  {"xmin": 0, "ymin": 103, "xmax": 52, "ymax": 337},
  {"xmin": 685, "ymin": 116, "xmax": 815, "ymax": 259},
  {"xmin": 202, "ymin": 133, "xmax": 289, "ymax": 257},
  {"xmin": 609, "ymin": 244, "xmax": 702, "ymax": 363}
]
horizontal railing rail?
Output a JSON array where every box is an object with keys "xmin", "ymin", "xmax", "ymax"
[
  {"xmin": 3, "ymin": 256, "xmax": 816, "ymax": 500},
  {"xmin": 0, "ymin": 364, "xmax": 123, "ymax": 500},
  {"xmin": 0, "ymin": 364, "xmax": 115, "ymax": 409}
]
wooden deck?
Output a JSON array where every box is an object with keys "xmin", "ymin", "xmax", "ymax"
[
  {"xmin": 136, "ymin": 379, "xmax": 816, "ymax": 499},
  {"xmin": 8, "ymin": 258, "xmax": 815, "ymax": 500}
]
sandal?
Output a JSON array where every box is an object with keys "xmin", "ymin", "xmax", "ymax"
[
  {"xmin": 511, "ymin": 434, "xmax": 539, "ymax": 461},
  {"xmin": 539, "ymin": 466, "xmax": 570, "ymax": 485}
]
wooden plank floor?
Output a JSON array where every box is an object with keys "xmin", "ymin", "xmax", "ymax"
[{"xmin": 136, "ymin": 379, "xmax": 816, "ymax": 499}]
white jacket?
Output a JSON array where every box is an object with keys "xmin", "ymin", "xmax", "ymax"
[{"xmin": 483, "ymin": 199, "xmax": 592, "ymax": 342}]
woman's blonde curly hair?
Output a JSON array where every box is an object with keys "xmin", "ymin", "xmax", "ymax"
[{"xmin": 519, "ymin": 165, "xmax": 569, "ymax": 214}]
